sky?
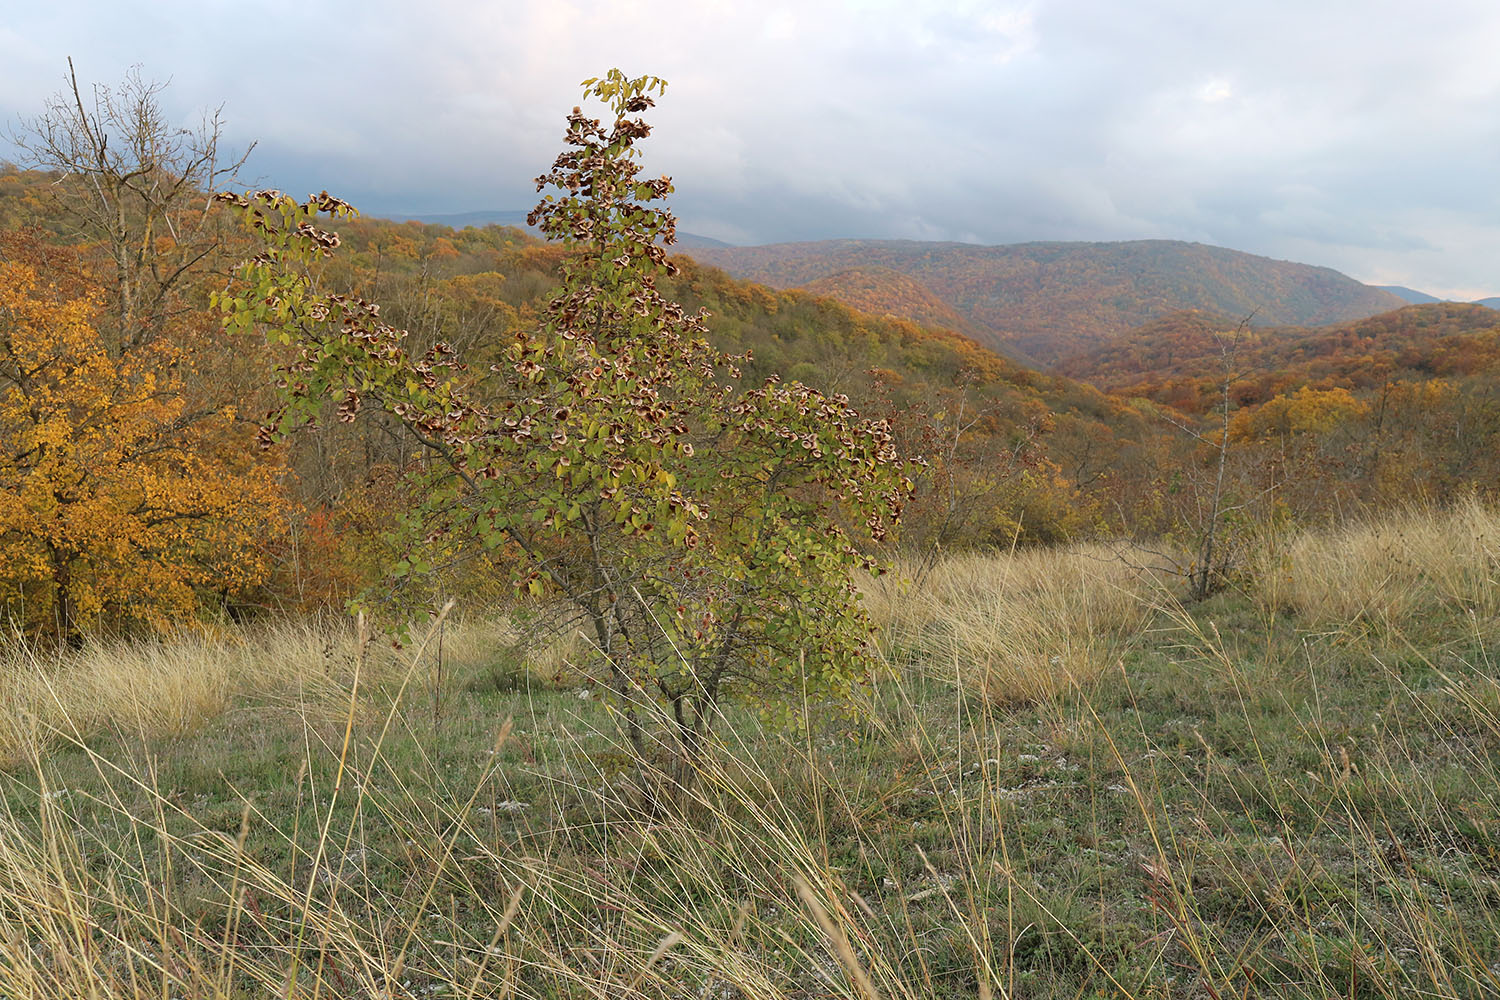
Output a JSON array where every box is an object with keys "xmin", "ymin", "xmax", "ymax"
[{"xmin": 3, "ymin": 0, "xmax": 1499, "ymax": 298}]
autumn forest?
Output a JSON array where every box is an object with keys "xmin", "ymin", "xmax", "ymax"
[{"xmin": 4, "ymin": 111, "xmax": 1498, "ymax": 641}]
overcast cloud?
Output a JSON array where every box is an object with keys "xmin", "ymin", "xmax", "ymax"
[{"xmin": 3, "ymin": 0, "xmax": 1498, "ymax": 297}]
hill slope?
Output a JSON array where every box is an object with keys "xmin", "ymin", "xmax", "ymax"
[
  {"xmin": 794, "ymin": 265, "xmax": 986, "ymax": 339},
  {"xmin": 282, "ymin": 210, "xmax": 1157, "ymax": 544},
  {"xmin": 1059, "ymin": 301, "xmax": 1500, "ymax": 406},
  {"xmin": 1376, "ymin": 284, "xmax": 1443, "ymax": 305},
  {"xmin": 682, "ymin": 238, "xmax": 1406, "ymax": 364}
]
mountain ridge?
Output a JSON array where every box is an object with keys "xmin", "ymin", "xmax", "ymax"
[
  {"xmin": 678, "ymin": 237, "xmax": 1407, "ymax": 364},
  {"xmin": 1376, "ymin": 284, "xmax": 1500, "ymax": 308},
  {"xmin": 1376, "ymin": 284, "xmax": 1443, "ymax": 305}
]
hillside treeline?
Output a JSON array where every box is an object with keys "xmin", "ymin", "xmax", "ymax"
[
  {"xmin": 1060, "ymin": 303, "xmax": 1500, "ymax": 517},
  {"xmin": 4, "ymin": 160, "xmax": 1500, "ymax": 643}
]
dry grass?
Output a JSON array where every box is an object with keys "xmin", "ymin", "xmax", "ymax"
[
  {"xmin": 1254, "ymin": 493, "xmax": 1500, "ymax": 628},
  {"xmin": 3, "ymin": 512, "xmax": 1500, "ymax": 998},
  {"xmin": 0, "ymin": 618, "xmax": 347, "ymax": 765},
  {"xmin": 0, "ymin": 613, "xmax": 559, "ymax": 766},
  {"xmin": 4, "ymin": 562, "xmax": 1497, "ymax": 999},
  {"xmin": 0, "ymin": 617, "xmax": 985, "ymax": 1000},
  {"xmin": 863, "ymin": 542, "xmax": 1165, "ymax": 703}
]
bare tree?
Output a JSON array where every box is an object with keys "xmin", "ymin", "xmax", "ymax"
[
  {"xmin": 900, "ymin": 378, "xmax": 1046, "ymax": 586},
  {"xmin": 1156, "ymin": 317, "xmax": 1272, "ymax": 600},
  {"xmin": 8, "ymin": 59, "xmax": 254, "ymax": 352}
]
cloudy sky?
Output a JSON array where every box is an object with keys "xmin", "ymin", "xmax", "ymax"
[{"xmin": 3, "ymin": 0, "xmax": 1499, "ymax": 297}]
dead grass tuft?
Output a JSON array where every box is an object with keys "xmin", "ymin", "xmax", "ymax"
[
  {"xmin": 1253, "ymin": 494, "xmax": 1500, "ymax": 628},
  {"xmin": 0, "ymin": 614, "xmax": 541, "ymax": 765},
  {"xmin": 863, "ymin": 543, "xmax": 1164, "ymax": 703}
]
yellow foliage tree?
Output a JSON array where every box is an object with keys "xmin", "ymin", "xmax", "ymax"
[
  {"xmin": 0, "ymin": 239, "xmax": 284, "ymax": 643},
  {"xmin": 1230, "ymin": 386, "xmax": 1368, "ymax": 442}
]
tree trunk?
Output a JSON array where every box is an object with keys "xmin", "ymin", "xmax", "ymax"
[{"xmin": 48, "ymin": 542, "xmax": 83, "ymax": 648}]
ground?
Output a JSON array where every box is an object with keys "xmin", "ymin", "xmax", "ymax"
[{"xmin": 2, "ymin": 521, "xmax": 1499, "ymax": 999}]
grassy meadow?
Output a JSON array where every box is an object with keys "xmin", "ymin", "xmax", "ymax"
[{"xmin": 3, "ymin": 504, "xmax": 1500, "ymax": 999}]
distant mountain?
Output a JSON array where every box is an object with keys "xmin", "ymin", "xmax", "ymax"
[
  {"xmin": 663, "ymin": 232, "xmax": 736, "ymax": 249},
  {"xmin": 387, "ymin": 209, "xmax": 733, "ymax": 248},
  {"xmin": 1376, "ymin": 285, "xmax": 1443, "ymax": 305},
  {"xmin": 1374, "ymin": 286, "xmax": 1500, "ymax": 310},
  {"xmin": 680, "ymin": 239, "xmax": 1407, "ymax": 364}
]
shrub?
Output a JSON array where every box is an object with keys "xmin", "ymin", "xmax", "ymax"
[{"xmin": 218, "ymin": 71, "xmax": 911, "ymax": 786}]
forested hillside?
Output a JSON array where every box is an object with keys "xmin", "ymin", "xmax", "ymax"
[
  {"xmin": 306, "ymin": 208, "xmax": 1158, "ymax": 552},
  {"xmin": 795, "ymin": 265, "xmax": 988, "ymax": 347},
  {"xmin": 0, "ymin": 163, "xmax": 1163, "ymax": 640},
  {"xmin": 1058, "ymin": 301, "xmax": 1500, "ymax": 523},
  {"xmin": 683, "ymin": 238, "xmax": 1406, "ymax": 363},
  {"xmin": 10, "ymin": 143, "xmax": 1500, "ymax": 649},
  {"xmin": 1060, "ymin": 301, "xmax": 1500, "ymax": 404}
]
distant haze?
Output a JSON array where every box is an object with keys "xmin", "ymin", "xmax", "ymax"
[{"xmin": 2, "ymin": 1, "xmax": 1499, "ymax": 298}]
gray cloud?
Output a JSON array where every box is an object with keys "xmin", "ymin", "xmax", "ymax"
[{"xmin": 3, "ymin": 0, "xmax": 1499, "ymax": 297}]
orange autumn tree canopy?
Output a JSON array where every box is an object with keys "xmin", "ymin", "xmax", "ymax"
[{"xmin": 0, "ymin": 238, "xmax": 284, "ymax": 642}]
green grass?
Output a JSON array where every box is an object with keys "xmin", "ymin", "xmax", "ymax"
[{"xmin": 3, "ymin": 534, "xmax": 1500, "ymax": 998}]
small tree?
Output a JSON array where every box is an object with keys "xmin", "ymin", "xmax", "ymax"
[
  {"xmin": 219, "ymin": 71, "xmax": 909, "ymax": 785},
  {"xmin": 1155, "ymin": 320, "xmax": 1265, "ymax": 600}
]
